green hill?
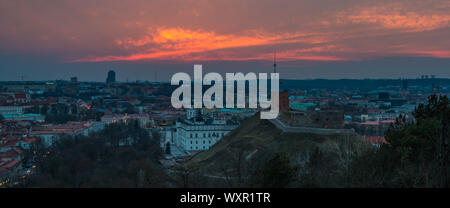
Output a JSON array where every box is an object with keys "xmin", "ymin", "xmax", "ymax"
[{"xmin": 182, "ymin": 113, "xmax": 372, "ymax": 187}]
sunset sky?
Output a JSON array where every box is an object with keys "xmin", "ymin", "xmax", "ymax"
[{"xmin": 1, "ymin": 0, "xmax": 450, "ymax": 81}]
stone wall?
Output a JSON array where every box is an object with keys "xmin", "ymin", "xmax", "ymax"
[{"xmin": 269, "ymin": 118, "xmax": 355, "ymax": 135}]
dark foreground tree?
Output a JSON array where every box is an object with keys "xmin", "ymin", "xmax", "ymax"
[
  {"xmin": 350, "ymin": 95, "xmax": 449, "ymax": 187},
  {"xmin": 24, "ymin": 121, "xmax": 167, "ymax": 188},
  {"xmin": 165, "ymin": 142, "xmax": 171, "ymax": 154},
  {"xmin": 251, "ymin": 152, "xmax": 295, "ymax": 188}
]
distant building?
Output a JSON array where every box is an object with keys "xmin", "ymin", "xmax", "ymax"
[
  {"xmin": 0, "ymin": 106, "xmax": 23, "ymax": 116},
  {"xmin": 358, "ymin": 120, "xmax": 395, "ymax": 136},
  {"xmin": 101, "ymin": 114, "xmax": 151, "ymax": 128},
  {"xmin": 70, "ymin": 77, "xmax": 78, "ymax": 83},
  {"xmin": 106, "ymin": 70, "xmax": 116, "ymax": 83},
  {"xmin": 0, "ymin": 101, "xmax": 45, "ymax": 122},
  {"xmin": 1, "ymin": 82, "xmax": 56, "ymax": 94},
  {"xmin": 363, "ymin": 136, "xmax": 387, "ymax": 147},
  {"xmin": 378, "ymin": 92, "xmax": 390, "ymax": 101},
  {"xmin": 290, "ymin": 102, "xmax": 316, "ymax": 111},
  {"xmin": 31, "ymin": 122, "xmax": 105, "ymax": 147},
  {"xmin": 401, "ymin": 79, "xmax": 408, "ymax": 90},
  {"xmin": 432, "ymin": 83, "xmax": 443, "ymax": 93},
  {"xmin": 1, "ymin": 113, "xmax": 45, "ymax": 122}
]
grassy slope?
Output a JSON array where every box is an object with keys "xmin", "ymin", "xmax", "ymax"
[{"xmin": 183, "ymin": 113, "xmax": 369, "ymax": 175}]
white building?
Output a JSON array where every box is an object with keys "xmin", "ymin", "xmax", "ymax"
[{"xmin": 168, "ymin": 109, "xmax": 239, "ymax": 153}]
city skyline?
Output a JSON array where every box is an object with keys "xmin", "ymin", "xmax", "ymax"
[{"xmin": 1, "ymin": 0, "xmax": 450, "ymax": 81}]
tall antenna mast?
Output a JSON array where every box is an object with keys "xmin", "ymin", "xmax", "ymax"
[{"xmin": 273, "ymin": 50, "xmax": 277, "ymax": 73}]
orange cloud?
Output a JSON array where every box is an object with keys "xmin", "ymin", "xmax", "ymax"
[
  {"xmin": 71, "ymin": 27, "xmax": 336, "ymax": 62},
  {"xmin": 402, "ymin": 50, "xmax": 450, "ymax": 58},
  {"xmin": 17, "ymin": 0, "xmax": 444, "ymax": 64},
  {"xmin": 338, "ymin": 5, "xmax": 450, "ymax": 32}
]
